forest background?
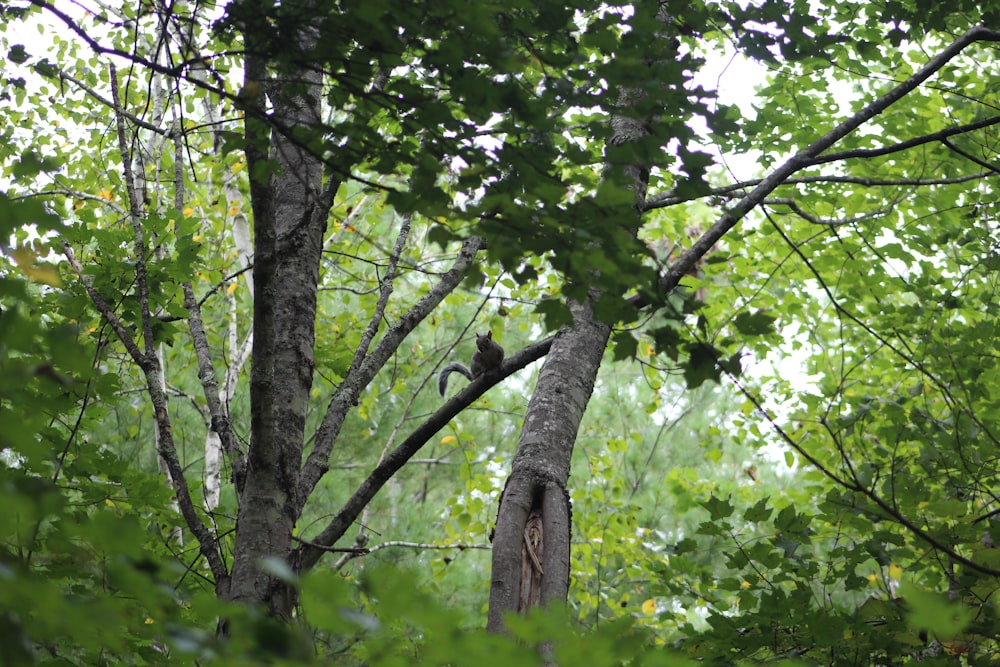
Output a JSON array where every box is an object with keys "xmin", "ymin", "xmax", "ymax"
[{"xmin": 3, "ymin": 0, "xmax": 1000, "ymax": 664}]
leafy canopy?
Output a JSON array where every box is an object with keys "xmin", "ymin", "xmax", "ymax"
[{"xmin": 2, "ymin": 0, "xmax": 1000, "ymax": 663}]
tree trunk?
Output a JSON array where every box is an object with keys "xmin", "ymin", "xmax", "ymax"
[
  {"xmin": 227, "ymin": 13, "xmax": 329, "ymax": 618},
  {"xmin": 486, "ymin": 302, "xmax": 610, "ymax": 631},
  {"xmin": 486, "ymin": 7, "xmax": 665, "ymax": 627}
]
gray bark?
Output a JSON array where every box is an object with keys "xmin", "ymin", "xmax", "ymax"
[
  {"xmin": 228, "ymin": 12, "xmax": 330, "ymax": 618},
  {"xmin": 486, "ymin": 302, "xmax": 609, "ymax": 631},
  {"xmin": 486, "ymin": 6, "xmax": 666, "ymax": 629}
]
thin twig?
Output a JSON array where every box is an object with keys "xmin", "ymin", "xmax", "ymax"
[
  {"xmin": 297, "ymin": 236, "xmax": 488, "ymax": 508},
  {"xmin": 940, "ymin": 137, "xmax": 1000, "ymax": 175},
  {"xmin": 345, "ymin": 212, "xmax": 412, "ymax": 378},
  {"xmin": 659, "ymin": 27, "xmax": 1000, "ymax": 296},
  {"xmin": 295, "ymin": 335, "xmax": 554, "ymax": 571}
]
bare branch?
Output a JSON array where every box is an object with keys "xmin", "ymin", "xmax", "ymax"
[
  {"xmin": 54, "ymin": 64, "xmax": 170, "ymax": 136},
  {"xmin": 291, "ymin": 536, "xmax": 369, "ymax": 554},
  {"xmin": 814, "ymin": 113, "xmax": 1000, "ymax": 166},
  {"xmin": 296, "ymin": 235, "xmax": 487, "ymax": 508},
  {"xmin": 295, "ymin": 335, "xmax": 554, "ymax": 571},
  {"xmin": 366, "ymin": 540, "xmax": 492, "ymax": 553},
  {"xmin": 764, "ymin": 196, "xmax": 904, "ymax": 226},
  {"xmin": 292, "ymin": 536, "xmax": 490, "ymax": 557},
  {"xmin": 941, "ymin": 137, "xmax": 1000, "ymax": 175},
  {"xmin": 183, "ymin": 283, "xmax": 248, "ymax": 492},
  {"xmin": 344, "ymin": 212, "xmax": 412, "ymax": 378},
  {"xmin": 20, "ymin": 186, "xmax": 128, "ymax": 215},
  {"xmin": 659, "ymin": 27, "xmax": 1000, "ymax": 295},
  {"xmin": 198, "ymin": 265, "xmax": 255, "ymax": 309},
  {"xmin": 644, "ymin": 171, "xmax": 995, "ymax": 210}
]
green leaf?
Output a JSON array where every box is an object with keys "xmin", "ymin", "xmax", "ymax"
[
  {"xmin": 428, "ymin": 225, "xmax": 457, "ymax": 249},
  {"xmin": 8, "ymin": 44, "xmax": 28, "ymax": 64},
  {"xmin": 701, "ymin": 494, "xmax": 734, "ymax": 520},
  {"xmin": 899, "ymin": 582, "xmax": 973, "ymax": 640},
  {"xmin": 535, "ymin": 298, "xmax": 572, "ymax": 330},
  {"xmin": 732, "ymin": 310, "xmax": 777, "ymax": 336},
  {"xmin": 744, "ymin": 498, "xmax": 773, "ymax": 522},
  {"xmin": 611, "ymin": 331, "xmax": 638, "ymax": 361},
  {"xmin": 683, "ymin": 343, "xmax": 720, "ymax": 389},
  {"xmin": 0, "ymin": 191, "xmax": 60, "ymax": 237}
]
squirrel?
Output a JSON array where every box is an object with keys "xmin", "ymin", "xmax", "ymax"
[{"xmin": 438, "ymin": 331, "xmax": 504, "ymax": 396}]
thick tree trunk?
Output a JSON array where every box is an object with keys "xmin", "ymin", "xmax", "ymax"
[
  {"xmin": 486, "ymin": 8, "xmax": 665, "ymax": 628},
  {"xmin": 228, "ymin": 14, "xmax": 328, "ymax": 619},
  {"xmin": 486, "ymin": 302, "xmax": 610, "ymax": 631}
]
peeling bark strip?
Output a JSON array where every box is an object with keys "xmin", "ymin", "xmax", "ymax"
[{"xmin": 519, "ymin": 510, "xmax": 544, "ymax": 610}]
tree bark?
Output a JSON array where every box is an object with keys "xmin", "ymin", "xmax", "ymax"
[
  {"xmin": 486, "ymin": 5, "xmax": 667, "ymax": 629},
  {"xmin": 487, "ymin": 301, "xmax": 609, "ymax": 631},
  {"xmin": 228, "ymin": 10, "xmax": 329, "ymax": 618}
]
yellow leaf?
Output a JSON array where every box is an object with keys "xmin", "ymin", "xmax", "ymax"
[
  {"xmin": 641, "ymin": 599, "xmax": 657, "ymax": 614},
  {"xmin": 740, "ymin": 581, "xmax": 751, "ymax": 589},
  {"xmin": 193, "ymin": 235, "xmax": 202, "ymax": 242},
  {"xmin": 440, "ymin": 435, "xmax": 456, "ymax": 445},
  {"xmin": 183, "ymin": 207, "xmax": 195, "ymax": 217},
  {"xmin": 11, "ymin": 248, "xmax": 62, "ymax": 287},
  {"xmin": 105, "ymin": 498, "xmax": 116, "ymax": 508},
  {"xmin": 231, "ymin": 161, "xmax": 245, "ymax": 174},
  {"xmin": 98, "ymin": 188, "xmax": 114, "ymax": 202},
  {"xmin": 888, "ymin": 563, "xmax": 903, "ymax": 581},
  {"xmin": 226, "ymin": 282, "xmax": 238, "ymax": 295},
  {"xmin": 73, "ymin": 199, "xmax": 85, "ymax": 211},
  {"xmin": 24, "ymin": 264, "xmax": 62, "ymax": 287},
  {"xmin": 942, "ymin": 640, "xmax": 971, "ymax": 655},
  {"xmin": 10, "ymin": 246, "xmax": 35, "ymax": 266}
]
